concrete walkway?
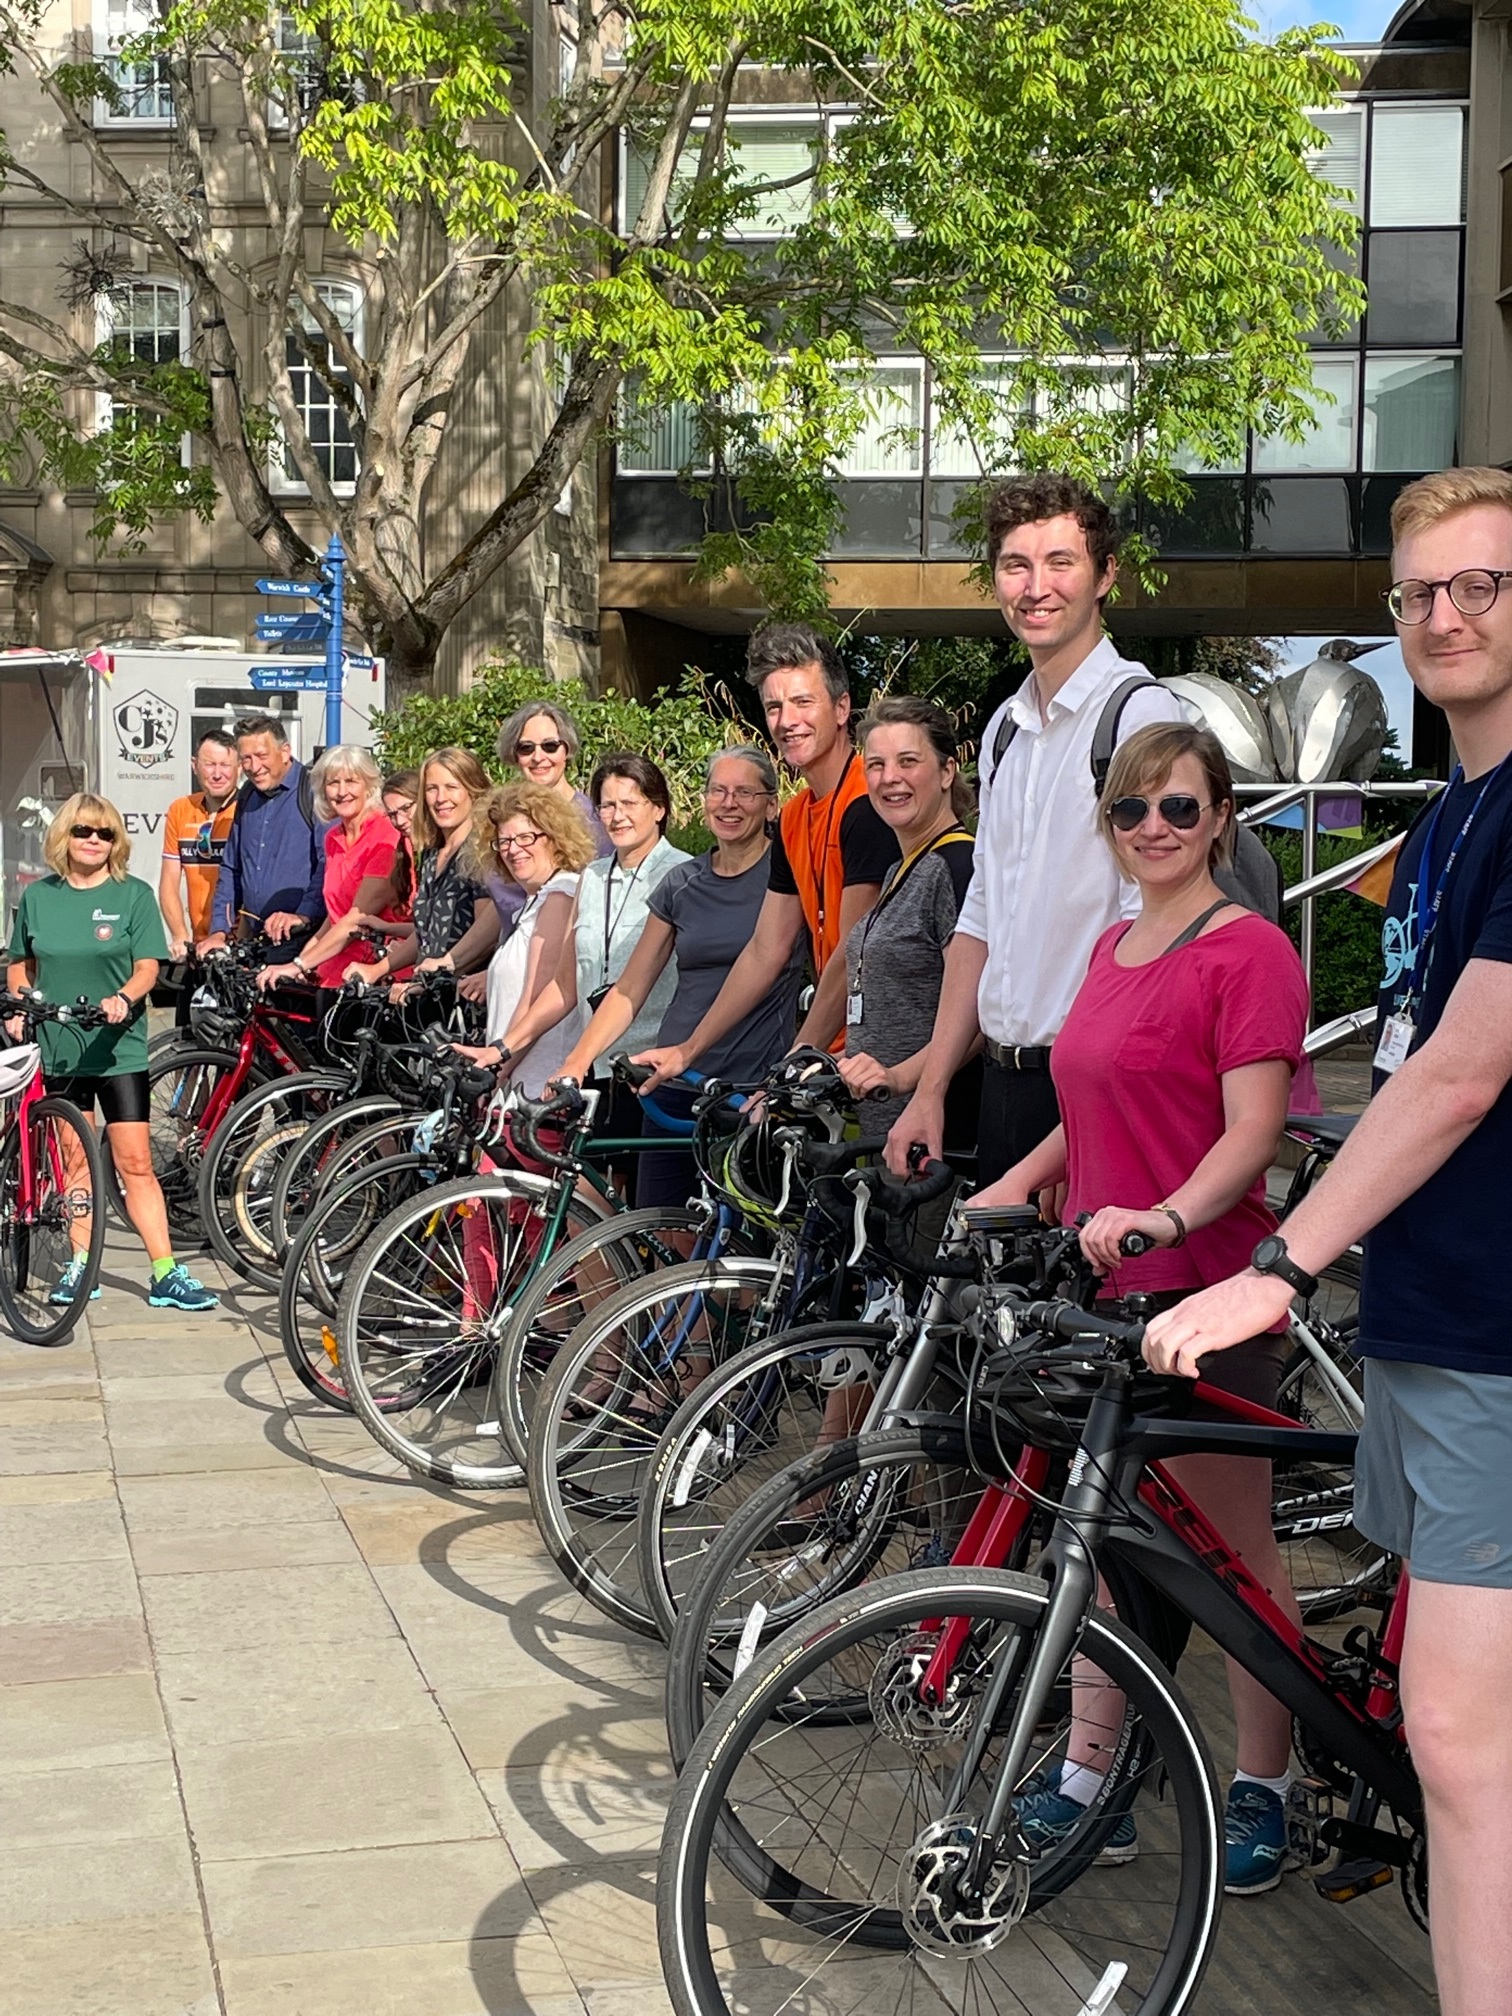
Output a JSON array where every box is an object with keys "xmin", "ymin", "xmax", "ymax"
[{"xmin": 1, "ymin": 1227, "xmax": 675, "ymax": 2016}]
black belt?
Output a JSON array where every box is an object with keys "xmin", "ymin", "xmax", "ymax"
[{"xmin": 984, "ymin": 1040, "xmax": 1052, "ymax": 1072}]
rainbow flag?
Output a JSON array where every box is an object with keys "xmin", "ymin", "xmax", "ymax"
[{"xmin": 1344, "ymin": 836, "xmax": 1402, "ymax": 907}]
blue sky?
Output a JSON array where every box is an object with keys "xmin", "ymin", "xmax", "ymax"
[
  {"xmin": 1277, "ymin": 635, "xmax": 1415, "ymax": 753},
  {"xmin": 1254, "ymin": 0, "xmax": 1401, "ymax": 37}
]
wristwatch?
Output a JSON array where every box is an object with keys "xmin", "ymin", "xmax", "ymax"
[{"xmin": 1250, "ymin": 1233, "xmax": 1318, "ymax": 1299}]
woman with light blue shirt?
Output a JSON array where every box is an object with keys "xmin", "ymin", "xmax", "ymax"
[{"xmin": 495, "ymin": 753, "xmax": 688, "ymax": 1198}]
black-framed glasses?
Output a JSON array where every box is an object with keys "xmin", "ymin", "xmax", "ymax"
[
  {"xmin": 1384, "ymin": 569, "xmax": 1512, "ymax": 625},
  {"xmin": 1107, "ymin": 794, "xmax": 1212, "ymax": 833},
  {"xmin": 70, "ymin": 823, "xmax": 117, "ymax": 842},
  {"xmin": 515, "ymin": 738, "xmax": 565, "ymax": 758},
  {"xmin": 494, "ymin": 828, "xmax": 546, "ymax": 854}
]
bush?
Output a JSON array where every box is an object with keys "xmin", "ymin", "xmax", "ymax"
[
  {"xmin": 1258, "ymin": 829, "xmax": 1385, "ymax": 1025},
  {"xmin": 371, "ymin": 663, "xmax": 753, "ymax": 854}
]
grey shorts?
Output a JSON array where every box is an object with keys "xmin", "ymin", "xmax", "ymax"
[{"xmin": 1356, "ymin": 1357, "xmax": 1512, "ymax": 1589}]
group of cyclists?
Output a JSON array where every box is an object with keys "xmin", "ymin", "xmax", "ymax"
[{"xmin": 5, "ymin": 459, "xmax": 1511, "ymax": 2016}]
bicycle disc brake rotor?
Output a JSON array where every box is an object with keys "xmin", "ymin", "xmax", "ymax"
[
  {"xmin": 868, "ymin": 1630, "xmax": 977, "ymax": 1753},
  {"xmin": 899, "ymin": 1813, "xmax": 1030, "ymax": 1956}
]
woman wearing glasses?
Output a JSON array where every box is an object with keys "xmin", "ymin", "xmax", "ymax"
[
  {"xmin": 4, "ymin": 794, "xmax": 218, "ymax": 1312},
  {"xmin": 971, "ymin": 720, "xmax": 1311, "ymax": 1895}
]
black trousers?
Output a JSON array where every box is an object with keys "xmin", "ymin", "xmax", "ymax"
[{"xmin": 976, "ymin": 1059, "xmax": 1062, "ymax": 1189}]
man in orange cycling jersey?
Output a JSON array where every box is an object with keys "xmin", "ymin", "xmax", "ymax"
[{"xmin": 638, "ymin": 622, "xmax": 898, "ymax": 1089}]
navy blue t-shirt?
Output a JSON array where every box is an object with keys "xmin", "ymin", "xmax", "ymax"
[{"xmin": 1360, "ymin": 762, "xmax": 1512, "ymax": 1374}]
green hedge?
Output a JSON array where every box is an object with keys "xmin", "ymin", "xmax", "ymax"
[{"xmin": 1259, "ymin": 829, "xmax": 1385, "ymax": 1025}]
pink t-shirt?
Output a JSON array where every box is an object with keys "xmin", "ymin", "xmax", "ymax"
[
  {"xmin": 1055, "ymin": 912, "xmax": 1309, "ymax": 1302},
  {"xmin": 316, "ymin": 811, "xmax": 401, "ymax": 987}
]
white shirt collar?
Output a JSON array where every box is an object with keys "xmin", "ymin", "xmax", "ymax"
[{"xmin": 1008, "ymin": 634, "xmax": 1121, "ymax": 733}]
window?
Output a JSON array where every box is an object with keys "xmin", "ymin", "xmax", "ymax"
[
  {"xmin": 620, "ymin": 116, "xmax": 820, "ymax": 237},
  {"xmin": 96, "ymin": 280, "xmax": 188, "ymax": 458},
  {"xmin": 1252, "ymin": 356, "xmax": 1357, "ymax": 473},
  {"xmin": 929, "ymin": 362, "xmax": 1026, "ymax": 478},
  {"xmin": 616, "ymin": 387, "xmax": 705, "ymax": 475},
  {"xmin": 279, "ymin": 280, "xmax": 361, "ymax": 491},
  {"xmin": 1369, "ymin": 105, "xmax": 1465, "ymax": 228},
  {"xmin": 96, "ymin": 0, "xmax": 172, "ymax": 124},
  {"xmin": 269, "ymin": 11, "xmax": 324, "ymax": 128},
  {"xmin": 1365, "ymin": 230, "xmax": 1460, "ymax": 346},
  {"xmin": 838, "ymin": 365, "xmax": 922, "ymax": 476},
  {"xmin": 1306, "ymin": 107, "xmax": 1364, "ymax": 217},
  {"xmin": 1362, "ymin": 354, "xmax": 1459, "ymax": 471}
]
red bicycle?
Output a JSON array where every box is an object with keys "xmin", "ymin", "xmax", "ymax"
[{"xmin": 0, "ymin": 992, "xmax": 109, "ymax": 1346}]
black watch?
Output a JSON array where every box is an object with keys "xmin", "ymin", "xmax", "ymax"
[{"xmin": 1250, "ymin": 1233, "xmax": 1318, "ymax": 1299}]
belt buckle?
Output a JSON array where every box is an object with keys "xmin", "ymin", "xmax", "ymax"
[{"xmin": 1013, "ymin": 1045, "xmax": 1023, "ymax": 1070}]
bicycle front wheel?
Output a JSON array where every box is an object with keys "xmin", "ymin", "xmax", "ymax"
[
  {"xmin": 0, "ymin": 1097, "xmax": 107, "ymax": 1346},
  {"xmin": 197, "ymin": 1070, "xmax": 350, "ymax": 1288},
  {"xmin": 658, "ymin": 1566, "xmax": 1222, "ymax": 2016}
]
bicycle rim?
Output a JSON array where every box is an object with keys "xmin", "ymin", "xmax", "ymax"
[
  {"xmin": 267, "ymin": 1095, "xmax": 405, "ymax": 1257},
  {"xmin": 0, "ymin": 1098, "xmax": 107, "ymax": 1346},
  {"xmin": 144, "ymin": 1046, "xmax": 240, "ymax": 1241},
  {"xmin": 1275, "ymin": 1332, "xmax": 1393, "ymax": 1622},
  {"xmin": 197, "ymin": 1071, "xmax": 349, "ymax": 1282}
]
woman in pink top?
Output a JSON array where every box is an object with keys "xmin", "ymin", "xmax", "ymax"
[
  {"xmin": 972, "ymin": 719, "xmax": 1310, "ymax": 1893},
  {"xmin": 257, "ymin": 746, "xmax": 403, "ymax": 991}
]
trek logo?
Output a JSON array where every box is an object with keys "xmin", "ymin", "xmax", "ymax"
[{"xmin": 113, "ymin": 690, "xmax": 178, "ymax": 771}]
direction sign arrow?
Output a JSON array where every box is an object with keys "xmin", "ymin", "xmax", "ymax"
[
  {"xmin": 342, "ymin": 651, "xmax": 376, "ymax": 670},
  {"xmin": 256, "ymin": 613, "xmax": 330, "ymax": 636},
  {"xmin": 250, "ymin": 663, "xmax": 329, "ymax": 691},
  {"xmin": 256, "ymin": 578, "xmax": 327, "ymax": 598}
]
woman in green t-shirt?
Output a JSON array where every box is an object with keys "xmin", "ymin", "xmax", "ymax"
[{"xmin": 5, "ymin": 794, "xmax": 218, "ymax": 1312}]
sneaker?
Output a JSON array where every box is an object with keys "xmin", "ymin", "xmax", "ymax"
[
  {"xmin": 1224, "ymin": 1783, "xmax": 1292, "ymax": 1895},
  {"xmin": 147, "ymin": 1263, "xmax": 220, "ymax": 1312},
  {"xmin": 49, "ymin": 1255, "xmax": 101, "ymax": 1305},
  {"xmin": 1014, "ymin": 1769, "xmax": 1138, "ymax": 1865}
]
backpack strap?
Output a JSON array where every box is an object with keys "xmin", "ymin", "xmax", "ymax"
[
  {"xmin": 989, "ymin": 707, "xmax": 1017, "ymax": 782},
  {"xmin": 1089, "ymin": 674, "xmax": 1159, "ymax": 799},
  {"xmin": 297, "ymin": 763, "xmax": 316, "ymax": 830}
]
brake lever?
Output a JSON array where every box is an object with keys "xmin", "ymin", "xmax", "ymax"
[{"xmin": 848, "ymin": 1174, "xmax": 872, "ymax": 1268}]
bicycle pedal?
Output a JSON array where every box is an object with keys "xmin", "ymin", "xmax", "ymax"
[{"xmin": 1313, "ymin": 1856, "xmax": 1395, "ymax": 1904}]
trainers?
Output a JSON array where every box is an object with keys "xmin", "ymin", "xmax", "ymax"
[
  {"xmin": 49, "ymin": 1255, "xmax": 101, "ymax": 1305},
  {"xmin": 147, "ymin": 1263, "xmax": 219, "ymax": 1312},
  {"xmin": 1014, "ymin": 1769, "xmax": 1138, "ymax": 1865},
  {"xmin": 1224, "ymin": 1783, "xmax": 1292, "ymax": 1895}
]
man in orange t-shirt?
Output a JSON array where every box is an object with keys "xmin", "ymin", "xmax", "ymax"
[
  {"xmin": 159, "ymin": 731, "xmax": 240, "ymax": 957},
  {"xmin": 638, "ymin": 622, "xmax": 898, "ymax": 1089}
]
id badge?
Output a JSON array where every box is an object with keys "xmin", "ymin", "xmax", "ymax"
[
  {"xmin": 846, "ymin": 992, "xmax": 864, "ymax": 1027},
  {"xmin": 1374, "ymin": 1012, "xmax": 1415, "ymax": 1076}
]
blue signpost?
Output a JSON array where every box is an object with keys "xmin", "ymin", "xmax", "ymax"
[
  {"xmin": 323, "ymin": 533, "xmax": 345, "ymax": 751},
  {"xmin": 253, "ymin": 531, "xmax": 349, "ymax": 750}
]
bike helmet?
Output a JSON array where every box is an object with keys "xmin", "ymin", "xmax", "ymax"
[{"xmin": 0, "ymin": 1044, "xmax": 41, "ymax": 1098}]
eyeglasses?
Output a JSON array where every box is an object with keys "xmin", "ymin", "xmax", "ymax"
[
  {"xmin": 494, "ymin": 829, "xmax": 546, "ymax": 854},
  {"xmin": 705, "ymin": 784, "xmax": 770, "ymax": 805},
  {"xmin": 1385, "ymin": 569, "xmax": 1512, "ymax": 625},
  {"xmin": 515, "ymin": 739, "xmax": 565, "ymax": 758},
  {"xmin": 71, "ymin": 824, "xmax": 117, "ymax": 842},
  {"xmin": 1107, "ymin": 794, "xmax": 1212, "ymax": 833}
]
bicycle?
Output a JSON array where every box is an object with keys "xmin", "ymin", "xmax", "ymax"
[
  {"xmin": 0, "ymin": 992, "xmax": 110, "ymax": 1346},
  {"xmin": 656, "ymin": 1231, "xmax": 1422, "ymax": 2016}
]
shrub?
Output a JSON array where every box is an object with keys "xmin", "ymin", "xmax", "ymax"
[{"xmin": 1258, "ymin": 829, "xmax": 1385, "ymax": 1025}]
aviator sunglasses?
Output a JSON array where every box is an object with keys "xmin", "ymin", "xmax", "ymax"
[{"xmin": 1107, "ymin": 793, "xmax": 1213, "ymax": 833}]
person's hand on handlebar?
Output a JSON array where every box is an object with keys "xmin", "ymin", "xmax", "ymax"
[
  {"xmin": 256, "ymin": 961, "xmax": 303, "ymax": 991},
  {"xmin": 452, "ymin": 1040, "xmax": 507, "ymax": 1070},
  {"xmin": 264, "ymin": 910, "xmax": 306, "ymax": 945},
  {"xmin": 632, "ymin": 1043, "xmax": 688, "ymax": 1095},
  {"xmin": 457, "ymin": 970, "xmax": 487, "ymax": 1005},
  {"xmin": 837, "ymin": 1052, "xmax": 897, "ymax": 1102},
  {"xmin": 1077, "ymin": 1206, "xmax": 1181, "ymax": 1275},
  {"xmin": 884, "ymin": 1087, "xmax": 943, "ymax": 1179},
  {"xmin": 416, "ymin": 954, "xmax": 454, "ymax": 975},
  {"xmin": 195, "ymin": 930, "xmax": 228, "ymax": 957},
  {"xmin": 1143, "ymin": 1271, "xmax": 1293, "ymax": 1380}
]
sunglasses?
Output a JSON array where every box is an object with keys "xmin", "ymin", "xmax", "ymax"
[
  {"xmin": 515, "ymin": 739, "xmax": 565, "ymax": 758},
  {"xmin": 71, "ymin": 823, "xmax": 118, "ymax": 842},
  {"xmin": 1107, "ymin": 794, "xmax": 1212, "ymax": 833}
]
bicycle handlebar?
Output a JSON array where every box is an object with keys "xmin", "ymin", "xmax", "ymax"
[{"xmin": 1019, "ymin": 1300, "xmax": 1148, "ymax": 1353}]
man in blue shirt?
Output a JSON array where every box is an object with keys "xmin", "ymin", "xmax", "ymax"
[
  {"xmin": 1147, "ymin": 465, "xmax": 1512, "ymax": 2016},
  {"xmin": 199, "ymin": 714, "xmax": 326, "ymax": 950}
]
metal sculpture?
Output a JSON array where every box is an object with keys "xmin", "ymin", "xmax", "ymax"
[{"xmin": 1158, "ymin": 639, "xmax": 1390, "ymax": 786}]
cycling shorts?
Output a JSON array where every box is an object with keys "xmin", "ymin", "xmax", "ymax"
[
  {"xmin": 1357, "ymin": 1358, "xmax": 1512, "ymax": 1589},
  {"xmin": 49, "ymin": 1070, "xmax": 151, "ymax": 1127}
]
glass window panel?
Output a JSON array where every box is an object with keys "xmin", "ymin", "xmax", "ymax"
[
  {"xmin": 101, "ymin": 0, "xmax": 172, "ymax": 119},
  {"xmin": 1144, "ymin": 478, "xmax": 1246, "ymax": 555},
  {"xmin": 616, "ymin": 388, "xmax": 704, "ymax": 474},
  {"xmin": 1362, "ymin": 354, "xmax": 1459, "ymax": 472},
  {"xmin": 831, "ymin": 479, "xmax": 923, "ymax": 556},
  {"xmin": 1249, "ymin": 477, "xmax": 1355, "ymax": 554},
  {"xmin": 1370, "ymin": 105, "xmax": 1465, "ymax": 228},
  {"xmin": 283, "ymin": 281, "xmax": 360, "ymax": 489},
  {"xmin": 620, "ymin": 134, "xmax": 702, "ymax": 234},
  {"xmin": 1364, "ymin": 230, "xmax": 1460, "ymax": 346},
  {"xmin": 1307, "ymin": 107, "xmax": 1364, "ymax": 217},
  {"xmin": 724, "ymin": 119, "xmax": 819, "ymax": 234},
  {"xmin": 927, "ymin": 479, "xmax": 985, "ymax": 559},
  {"xmin": 839, "ymin": 367, "xmax": 922, "ymax": 476},
  {"xmin": 930, "ymin": 362, "xmax": 1026, "ymax": 477},
  {"xmin": 610, "ymin": 478, "xmax": 704, "ymax": 557},
  {"xmin": 1252, "ymin": 356, "xmax": 1356, "ymax": 472}
]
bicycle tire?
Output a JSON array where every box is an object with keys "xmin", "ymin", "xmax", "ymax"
[
  {"xmin": 638, "ymin": 1320, "xmax": 894, "ymax": 1643},
  {"xmin": 658, "ymin": 1566, "xmax": 1222, "ymax": 2016},
  {"xmin": 140, "ymin": 1044, "xmax": 244, "ymax": 1242},
  {"xmin": 196, "ymin": 1069, "xmax": 350, "ymax": 1283},
  {"xmin": 335, "ymin": 1171, "xmax": 614, "ymax": 1486},
  {"xmin": 0, "ymin": 1096, "xmax": 108, "ymax": 1346},
  {"xmin": 1274, "ymin": 1328, "xmax": 1393, "ymax": 1623},
  {"xmin": 526, "ymin": 1256, "xmax": 786, "ymax": 1636},
  {"xmin": 493, "ymin": 1204, "xmax": 731, "ymax": 1468},
  {"xmin": 266, "ymin": 1093, "xmax": 406, "ymax": 1258}
]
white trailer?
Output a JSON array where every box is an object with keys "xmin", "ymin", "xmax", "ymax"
[{"xmin": 0, "ymin": 642, "xmax": 387, "ymax": 924}]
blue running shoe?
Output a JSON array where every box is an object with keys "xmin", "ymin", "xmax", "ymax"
[
  {"xmin": 49, "ymin": 1255, "xmax": 101, "ymax": 1305},
  {"xmin": 1224, "ymin": 1783, "xmax": 1291, "ymax": 1895},
  {"xmin": 1014, "ymin": 1770, "xmax": 1138, "ymax": 1865},
  {"xmin": 147, "ymin": 1263, "xmax": 219, "ymax": 1312}
]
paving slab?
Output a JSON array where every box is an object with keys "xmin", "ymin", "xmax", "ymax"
[
  {"xmin": 0, "ymin": 1671, "xmax": 170, "ymax": 1773},
  {"xmin": 3, "ymin": 1913, "xmax": 219, "ymax": 2016}
]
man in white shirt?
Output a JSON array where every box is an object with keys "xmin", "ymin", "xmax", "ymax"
[{"xmin": 886, "ymin": 473, "xmax": 1183, "ymax": 1183}]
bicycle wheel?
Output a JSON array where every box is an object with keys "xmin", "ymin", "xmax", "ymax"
[
  {"xmin": 526, "ymin": 1256, "xmax": 786, "ymax": 1636},
  {"xmin": 267, "ymin": 1094, "xmax": 405, "ymax": 1257},
  {"xmin": 335, "ymin": 1172, "xmax": 613, "ymax": 1486},
  {"xmin": 1274, "ymin": 1322, "xmax": 1392, "ymax": 1623},
  {"xmin": 638, "ymin": 1321, "xmax": 895, "ymax": 1642},
  {"xmin": 493, "ymin": 1205, "xmax": 729, "ymax": 1468},
  {"xmin": 197, "ymin": 1070, "xmax": 350, "ymax": 1287},
  {"xmin": 664, "ymin": 1422, "xmax": 997, "ymax": 1766},
  {"xmin": 141, "ymin": 1044, "xmax": 244, "ymax": 1241},
  {"xmin": 0, "ymin": 1097, "xmax": 108, "ymax": 1346},
  {"xmin": 277, "ymin": 1152, "xmax": 433, "ymax": 1410},
  {"xmin": 658, "ymin": 1567, "xmax": 1222, "ymax": 2016}
]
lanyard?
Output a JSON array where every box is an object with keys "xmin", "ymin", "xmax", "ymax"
[
  {"xmin": 1402, "ymin": 760, "xmax": 1507, "ymax": 1010},
  {"xmin": 809, "ymin": 751, "xmax": 855, "ymax": 949},
  {"xmin": 851, "ymin": 825, "xmax": 971, "ymax": 997},
  {"xmin": 601, "ymin": 855, "xmax": 646, "ymax": 975}
]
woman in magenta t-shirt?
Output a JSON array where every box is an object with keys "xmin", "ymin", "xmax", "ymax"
[
  {"xmin": 972, "ymin": 719, "xmax": 1310, "ymax": 1890},
  {"xmin": 257, "ymin": 747, "xmax": 403, "ymax": 991}
]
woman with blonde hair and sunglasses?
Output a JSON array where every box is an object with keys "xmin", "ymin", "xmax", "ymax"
[
  {"xmin": 4, "ymin": 793, "xmax": 217, "ymax": 1312},
  {"xmin": 970, "ymin": 719, "xmax": 1309, "ymax": 1895}
]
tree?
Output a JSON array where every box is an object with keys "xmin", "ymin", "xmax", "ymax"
[
  {"xmin": 1135, "ymin": 634, "xmax": 1285, "ymax": 695},
  {"xmin": 0, "ymin": 0, "xmax": 1361, "ymax": 688}
]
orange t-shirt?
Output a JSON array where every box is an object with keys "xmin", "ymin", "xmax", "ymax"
[
  {"xmin": 769, "ymin": 749, "xmax": 900, "ymax": 971},
  {"xmin": 162, "ymin": 791, "xmax": 239, "ymax": 941}
]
